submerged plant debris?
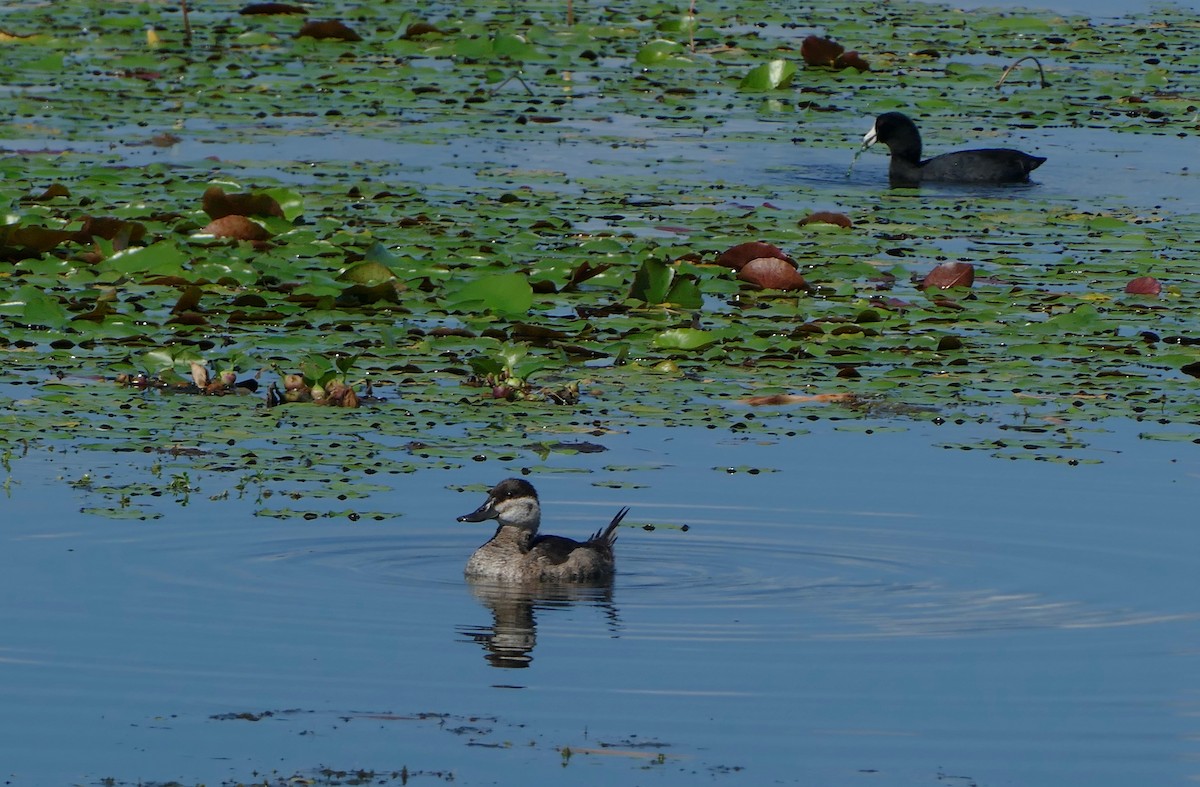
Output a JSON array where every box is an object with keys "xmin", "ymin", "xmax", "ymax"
[{"xmin": 0, "ymin": 0, "xmax": 1198, "ymax": 513}]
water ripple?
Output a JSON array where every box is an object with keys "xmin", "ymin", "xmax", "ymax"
[{"xmin": 173, "ymin": 516, "xmax": 1186, "ymax": 643}]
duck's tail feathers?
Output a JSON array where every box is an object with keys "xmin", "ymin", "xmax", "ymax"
[{"xmin": 591, "ymin": 506, "xmax": 629, "ymax": 546}]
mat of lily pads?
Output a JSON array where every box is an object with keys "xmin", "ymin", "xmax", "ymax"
[{"xmin": 1, "ymin": 0, "xmax": 1198, "ymax": 518}]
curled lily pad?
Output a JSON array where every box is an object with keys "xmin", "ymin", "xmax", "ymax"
[
  {"xmin": 338, "ymin": 260, "xmax": 398, "ymax": 286},
  {"xmin": 636, "ymin": 39, "xmax": 686, "ymax": 66},
  {"xmin": 201, "ymin": 215, "xmax": 272, "ymax": 241},
  {"xmin": 801, "ymin": 35, "xmax": 843, "ymax": 66},
  {"xmin": 295, "ymin": 20, "xmax": 362, "ymax": 41},
  {"xmin": 800, "ymin": 211, "xmax": 853, "ymax": 229},
  {"xmin": 33, "ymin": 183, "xmax": 70, "ymax": 200},
  {"xmin": 1125, "ymin": 276, "xmax": 1161, "ymax": 295},
  {"xmin": 239, "ymin": 3, "xmax": 306, "ymax": 14},
  {"xmin": 0, "ymin": 223, "xmax": 75, "ymax": 256},
  {"xmin": 715, "ymin": 242, "xmax": 794, "ymax": 271},
  {"xmin": 800, "ymin": 35, "xmax": 869, "ymax": 71},
  {"xmin": 202, "ymin": 186, "xmax": 285, "ymax": 220},
  {"xmin": 337, "ymin": 260, "xmax": 406, "ymax": 304},
  {"xmin": 630, "ymin": 258, "xmax": 702, "ymax": 308},
  {"xmin": 739, "ymin": 59, "xmax": 797, "ymax": 92},
  {"xmin": 836, "ymin": 51, "xmax": 869, "ymax": 71},
  {"xmin": 75, "ymin": 216, "xmax": 147, "ymax": 245},
  {"xmin": 738, "ymin": 258, "xmax": 809, "ymax": 291},
  {"xmin": 923, "ymin": 262, "xmax": 975, "ymax": 290}
]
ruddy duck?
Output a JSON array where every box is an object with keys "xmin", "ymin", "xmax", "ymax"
[{"xmin": 456, "ymin": 478, "xmax": 628, "ymax": 582}]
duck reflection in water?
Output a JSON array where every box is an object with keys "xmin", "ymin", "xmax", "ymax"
[
  {"xmin": 454, "ymin": 478, "xmax": 629, "ymax": 667},
  {"xmin": 459, "ymin": 581, "xmax": 620, "ymax": 668}
]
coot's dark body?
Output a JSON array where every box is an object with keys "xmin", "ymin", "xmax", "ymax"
[{"xmin": 863, "ymin": 112, "xmax": 1045, "ymax": 187}]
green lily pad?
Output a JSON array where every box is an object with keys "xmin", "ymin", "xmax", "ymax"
[
  {"xmin": 447, "ymin": 273, "xmax": 534, "ymax": 317},
  {"xmin": 739, "ymin": 59, "xmax": 798, "ymax": 92}
]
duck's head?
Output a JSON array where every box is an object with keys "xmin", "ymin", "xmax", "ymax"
[{"xmin": 457, "ymin": 478, "xmax": 541, "ymax": 530}]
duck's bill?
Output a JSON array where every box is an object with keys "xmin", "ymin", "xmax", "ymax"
[
  {"xmin": 457, "ymin": 499, "xmax": 498, "ymax": 523},
  {"xmin": 861, "ymin": 128, "xmax": 878, "ymax": 149}
]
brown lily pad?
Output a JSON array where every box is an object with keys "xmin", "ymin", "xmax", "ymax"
[
  {"xmin": 800, "ymin": 211, "xmax": 853, "ymax": 229},
  {"xmin": 801, "ymin": 35, "xmax": 844, "ymax": 67},
  {"xmin": 923, "ymin": 262, "xmax": 975, "ymax": 289},
  {"xmin": 738, "ymin": 257, "xmax": 809, "ymax": 291},
  {"xmin": 74, "ymin": 216, "xmax": 148, "ymax": 246},
  {"xmin": 172, "ymin": 285, "xmax": 204, "ymax": 314},
  {"xmin": 202, "ymin": 215, "xmax": 272, "ymax": 241},
  {"xmin": 1125, "ymin": 276, "xmax": 1162, "ymax": 295},
  {"xmin": 836, "ymin": 51, "xmax": 870, "ymax": 71},
  {"xmin": 0, "ymin": 223, "xmax": 76, "ymax": 256},
  {"xmin": 402, "ymin": 22, "xmax": 444, "ymax": 39},
  {"xmin": 33, "ymin": 183, "xmax": 70, "ymax": 201},
  {"xmin": 296, "ymin": 20, "xmax": 362, "ymax": 41},
  {"xmin": 202, "ymin": 185, "xmax": 284, "ymax": 220},
  {"xmin": 716, "ymin": 241, "xmax": 794, "ymax": 271},
  {"xmin": 800, "ymin": 35, "xmax": 870, "ymax": 71},
  {"xmin": 239, "ymin": 3, "xmax": 307, "ymax": 14},
  {"xmin": 565, "ymin": 260, "xmax": 611, "ymax": 290}
]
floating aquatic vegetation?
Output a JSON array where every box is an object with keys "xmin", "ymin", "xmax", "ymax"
[
  {"xmin": 800, "ymin": 35, "xmax": 870, "ymax": 72},
  {"xmin": 266, "ymin": 353, "xmax": 368, "ymax": 408},
  {"xmin": 0, "ymin": 0, "xmax": 1196, "ymax": 511},
  {"xmin": 739, "ymin": 59, "xmax": 798, "ymax": 92},
  {"xmin": 463, "ymin": 342, "xmax": 580, "ymax": 404},
  {"xmin": 295, "ymin": 20, "xmax": 362, "ymax": 42}
]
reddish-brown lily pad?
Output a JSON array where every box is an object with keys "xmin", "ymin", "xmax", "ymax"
[
  {"xmin": 202, "ymin": 185, "xmax": 284, "ymax": 220},
  {"xmin": 296, "ymin": 20, "xmax": 362, "ymax": 41},
  {"xmin": 836, "ymin": 51, "xmax": 870, "ymax": 71},
  {"xmin": 239, "ymin": 3, "xmax": 306, "ymax": 14},
  {"xmin": 801, "ymin": 35, "xmax": 843, "ymax": 67},
  {"xmin": 564, "ymin": 260, "xmax": 611, "ymax": 290},
  {"xmin": 74, "ymin": 216, "xmax": 147, "ymax": 246},
  {"xmin": 738, "ymin": 257, "xmax": 809, "ymax": 291},
  {"xmin": 402, "ymin": 22, "xmax": 445, "ymax": 39},
  {"xmin": 33, "ymin": 183, "xmax": 70, "ymax": 201},
  {"xmin": 923, "ymin": 262, "xmax": 975, "ymax": 289},
  {"xmin": 202, "ymin": 215, "xmax": 272, "ymax": 241},
  {"xmin": 716, "ymin": 241, "xmax": 794, "ymax": 271},
  {"xmin": 0, "ymin": 223, "xmax": 76, "ymax": 256},
  {"xmin": 800, "ymin": 211, "xmax": 853, "ymax": 228},
  {"xmin": 800, "ymin": 35, "xmax": 870, "ymax": 71},
  {"xmin": 1125, "ymin": 276, "xmax": 1162, "ymax": 295}
]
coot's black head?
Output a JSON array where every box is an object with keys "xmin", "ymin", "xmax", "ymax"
[{"xmin": 862, "ymin": 112, "xmax": 923, "ymax": 163}]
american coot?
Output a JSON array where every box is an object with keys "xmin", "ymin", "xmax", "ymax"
[{"xmin": 862, "ymin": 112, "xmax": 1046, "ymax": 187}]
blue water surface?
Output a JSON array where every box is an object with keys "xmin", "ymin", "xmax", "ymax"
[{"xmin": 1, "ymin": 417, "xmax": 1197, "ymax": 785}]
